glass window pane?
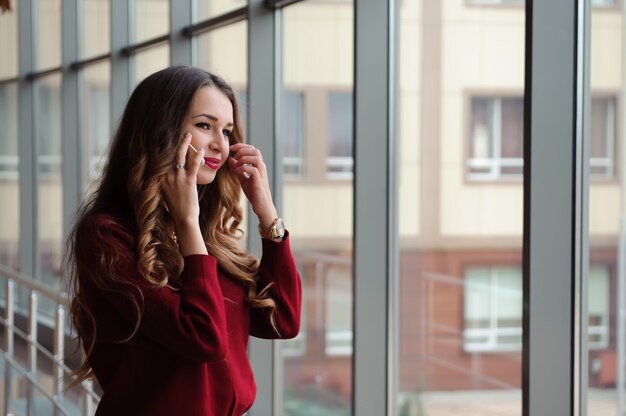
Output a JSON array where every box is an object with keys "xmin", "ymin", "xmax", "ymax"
[
  {"xmin": 0, "ymin": 83, "xmax": 19, "ymax": 270},
  {"xmin": 36, "ymin": 74, "xmax": 63, "ymax": 293},
  {"xmin": 134, "ymin": 43, "xmax": 170, "ymax": 86},
  {"xmin": 283, "ymin": 91, "xmax": 305, "ymax": 177},
  {"xmin": 281, "ymin": 1, "xmax": 355, "ymax": 414},
  {"xmin": 83, "ymin": 61, "xmax": 111, "ymax": 182},
  {"xmin": 587, "ymin": 3, "xmax": 623, "ymax": 414},
  {"xmin": 327, "ymin": 92, "xmax": 353, "ymax": 179},
  {"xmin": 83, "ymin": 0, "xmax": 111, "ymax": 58},
  {"xmin": 134, "ymin": 0, "xmax": 169, "ymax": 43},
  {"xmin": 398, "ymin": 1, "xmax": 524, "ymax": 414},
  {"xmin": 37, "ymin": 0, "xmax": 61, "ymax": 70},
  {"xmin": 196, "ymin": 21, "xmax": 248, "ymax": 89},
  {"xmin": 0, "ymin": 1, "xmax": 18, "ymax": 78},
  {"xmin": 195, "ymin": 0, "xmax": 247, "ymax": 22}
]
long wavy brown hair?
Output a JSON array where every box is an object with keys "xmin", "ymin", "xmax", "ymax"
[{"xmin": 66, "ymin": 66, "xmax": 277, "ymax": 387}]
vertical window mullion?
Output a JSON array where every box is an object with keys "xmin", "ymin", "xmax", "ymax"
[
  {"xmin": 353, "ymin": 0, "xmax": 397, "ymax": 414},
  {"xmin": 247, "ymin": 1, "xmax": 280, "ymax": 414},
  {"xmin": 523, "ymin": 0, "xmax": 590, "ymax": 414},
  {"xmin": 18, "ymin": 0, "xmax": 37, "ymax": 280},
  {"xmin": 493, "ymin": 98, "xmax": 503, "ymax": 177},
  {"xmin": 61, "ymin": 0, "xmax": 82, "ymax": 245}
]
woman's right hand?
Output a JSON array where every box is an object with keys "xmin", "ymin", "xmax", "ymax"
[{"xmin": 161, "ymin": 132, "xmax": 208, "ymax": 256}]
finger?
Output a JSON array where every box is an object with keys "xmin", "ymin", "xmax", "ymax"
[
  {"xmin": 229, "ymin": 143, "xmax": 259, "ymax": 160},
  {"xmin": 233, "ymin": 163, "xmax": 258, "ymax": 180},
  {"xmin": 188, "ymin": 148, "xmax": 205, "ymax": 176},
  {"xmin": 233, "ymin": 155, "xmax": 264, "ymax": 167},
  {"xmin": 176, "ymin": 132, "xmax": 192, "ymax": 166}
]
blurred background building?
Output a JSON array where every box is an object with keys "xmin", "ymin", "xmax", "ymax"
[{"xmin": 0, "ymin": 0, "xmax": 623, "ymax": 415}]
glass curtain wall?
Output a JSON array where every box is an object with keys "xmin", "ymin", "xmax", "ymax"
[
  {"xmin": 36, "ymin": 0, "xmax": 63, "ymax": 292},
  {"xmin": 36, "ymin": 74, "xmax": 63, "ymax": 292},
  {"xmin": 0, "ymin": 81, "xmax": 19, "ymax": 271},
  {"xmin": 587, "ymin": 3, "xmax": 625, "ymax": 415},
  {"xmin": 3, "ymin": 0, "xmax": 621, "ymax": 414},
  {"xmin": 397, "ymin": 1, "xmax": 525, "ymax": 414},
  {"xmin": 84, "ymin": 0, "xmax": 110, "ymax": 58},
  {"xmin": 0, "ymin": 1, "xmax": 18, "ymax": 272},
  {"xmin": 280, "ymin": 2, "xmax": 354, "ymax": 415},
  {"xmin": 135, "ymin": 0, "xmax": 170, "ymax": 42},
  {"xmin": 84, "ymin": 62, "xmax": 112, "ymax": 182},
  {"xmin": 196, "ymin": 0, "xmax": 247, "ymax": 21}
]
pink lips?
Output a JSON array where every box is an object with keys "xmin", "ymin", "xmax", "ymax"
[{"xmin": 204, "ymin": 157, "xmax": 221, "ymax": 170}]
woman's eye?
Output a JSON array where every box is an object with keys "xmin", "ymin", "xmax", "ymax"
[
  {"xmin": 196, "ymin": 123, "xmax": 210, "ymax": 130},
  {"xmin": 223, "ymin": 130, "xmax": 232, "ymax": 138}
]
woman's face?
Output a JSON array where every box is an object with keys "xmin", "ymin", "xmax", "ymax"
[{"xmin": 181, "ymin": 86, "xmax": 234, "ymax": 185}]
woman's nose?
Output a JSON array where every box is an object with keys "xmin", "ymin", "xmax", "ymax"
[{"xmin": 207, "ymin": 136, "xmax": 223, "ymax": 153}]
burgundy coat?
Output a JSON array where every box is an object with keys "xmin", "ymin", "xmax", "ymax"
[{"xmin": 76, "ymin": 214, "xmax": 302, "ymax": 415}]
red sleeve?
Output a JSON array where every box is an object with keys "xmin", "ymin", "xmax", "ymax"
[
  {"xmin": 78, "ymin": 215, "xmax": 228, "ymax": 362},
  {"xmin": 249, "ymin": 231, "xmax": 302, "ymax": 339}
]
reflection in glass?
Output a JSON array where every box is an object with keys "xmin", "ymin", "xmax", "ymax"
[
  {"xmin": 37, "ymin": 0, "xmax": 61, "ymax": 70},
  {"xmin": 134, "ymin": 0, "xmax": 169, "ymax": 43},
  {"xmin": 398, "ymin": 1, "xmax": 524, "ymax": 414},
  {"xmin": 35, "ymin": 74, "xmax": 63, "ymax": 294},
  {"xmin": 0, "ymin": 1, "xmax": 18, "ymax": 78},
  {"xmin": 587, "ymin": 4, "xmax": 623, "ymax": 415},
  {"xmin": 0, "ymin": 83, "xmax": 19, "ymax": 270},
  {"xmin": 84, "ymin": 0, "xmax": 111, "ymax": 58},
  {"xmin": 281, "ymin": 2, "xmax": 354, "ymax": 415}
]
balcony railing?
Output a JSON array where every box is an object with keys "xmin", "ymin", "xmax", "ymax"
[{"xmin": 0, "ymin": 264, "xmax": 100, "ymax": 415}]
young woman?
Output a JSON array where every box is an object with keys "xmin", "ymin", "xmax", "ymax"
[{"xmin": 67, "ymin": 66, "xmax": 301, "ymax": 415}]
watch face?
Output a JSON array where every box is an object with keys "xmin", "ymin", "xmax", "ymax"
[{"xmin": 276, "ymin": 218, "xmax": 285, "ymax": 236}]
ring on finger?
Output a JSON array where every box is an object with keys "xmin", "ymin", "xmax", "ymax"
[{"xmin": 175, "ymin": 163, "xmax": 186, "ymax": 169}]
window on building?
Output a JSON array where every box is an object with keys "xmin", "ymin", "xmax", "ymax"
[
  {"xmin": 468, "ymin": 95, "xmax": 616, "ymax": 181},
  {"xmin": 468, "ymin": 96, "xmax": 524, "ymax": 180},
  {"xmin": 282, "ymin": 91, "xmax": 305, "ymax": 177},
  {"xmin": 464, "ymin": 267, "xmax": 523, "ymax": 352},
  {"xmin": 588, "ymin": 266, "xmax": 610, "ymax": 348},
  {"xmin": 0, "ymin": 85, "xmax": 18, "ymax": 179},
  {"xmin": 236, "ymin": 90, "xmax": 304, "ymax": 177},
  {"xmin": 327, "ymin": 92, "xmax": 353, "ymax": 179},
  {"xmin": 590, "ymin": 96, "xmax": 616, "ymax": 178},
  {"xmin": 325, "ymin": 263, "xmax": 352, "ymax": 355},
  {"xmin": 463, "ymin": 265, "xmax": 610, "ymax": 352}
]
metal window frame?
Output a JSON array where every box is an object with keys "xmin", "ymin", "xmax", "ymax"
[
  {"xmin": 522, "ymin": 0, "xmax": 591, "ymax": 415},
  {"xmin": 247, "ymin": 0, "xmax": 282, "ymax": 414},
  {"xmin": 353, "ymin": 0, "xmax": 398, "ymax": 415},
  {"xmin": 18, "ymin": 0, "xmax": 37, "ymax": 280},
  {"xmin": 61, "ymin": 0, "xmax": 84, "ymax": 246}
]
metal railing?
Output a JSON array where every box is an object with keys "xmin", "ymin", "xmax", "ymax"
[{"xmin": 0, "ymin": 264, "xmax": 100, "ymax": 415}]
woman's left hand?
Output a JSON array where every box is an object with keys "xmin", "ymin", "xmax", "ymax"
[{"xmin": 228, "ymin": 143, "xmax": 278, "ymax": 228}]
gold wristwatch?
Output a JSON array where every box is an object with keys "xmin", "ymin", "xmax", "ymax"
[{"xmin": 258, "ymin": 218, "xmax": 285, "ymax": 239}]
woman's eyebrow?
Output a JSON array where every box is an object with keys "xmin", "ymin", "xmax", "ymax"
[{"xmin": 193, "ymin": 113, "xmax": 234, "ymax": 127}]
